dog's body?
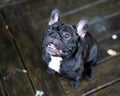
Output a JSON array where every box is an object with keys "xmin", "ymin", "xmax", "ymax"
[{"xmin": 42, "ymin": 9, "xmax": 97, "ymax": 88}]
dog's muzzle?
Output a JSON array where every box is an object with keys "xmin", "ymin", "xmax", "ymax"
[{"xmin": 46, "ymin": 43, "xmax": 63, "ymax": 55}]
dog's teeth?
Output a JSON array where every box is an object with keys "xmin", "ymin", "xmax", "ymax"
[
  {"xmin": 59, "ymin": 50, "xmax": 63, "ymax": 54},
  {"xmin": 48, "ymin": 45, "xmax": 50, "ymax": 47},
  {"xmin": 48, "ymin": 43, "xmax": 57, "ymax": 50}
]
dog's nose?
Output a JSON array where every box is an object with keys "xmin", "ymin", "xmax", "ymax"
[{"xmin": 51, "ymin": 32, "xmax": 60, "ymax": 39}]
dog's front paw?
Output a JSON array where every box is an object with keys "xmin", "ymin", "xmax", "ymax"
[
  {"xmin": 47, "ymin": 68, "xmax": 55, "ymax": 74},
  {"xmin": 70, "ymin": 81, "xmax": 80, "ymax": 89},
  {"xmin": 85, "ymin": 75, "xmax": 93, "ymax": 81}
]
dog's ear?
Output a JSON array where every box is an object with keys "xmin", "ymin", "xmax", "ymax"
[
  {"xmin": 75, "ymin": 18, "xmax": 88, "ymax": 39},
  {"xmin": 48, "ymin": 9, "xmax": 61, "ymax": 25}
]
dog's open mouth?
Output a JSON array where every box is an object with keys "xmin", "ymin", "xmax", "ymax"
[{"xmin": 46, "ymin": 43, "xmax": 63, "ymax": 55}]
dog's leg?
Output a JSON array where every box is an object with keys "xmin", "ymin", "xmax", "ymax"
[
  {"xmin": 70, "ymin": 75, "xmax": 80, "ymax": 89},
  {"xmin": 84, "ymin": 60, "xmax": 96, "ymax": 81},
  {"xmin": 61, "ymin": 70, "xmax": 81, "ymax": 88},
  {"xmin": 84, "ymin": 44, "xmax": 97, "ymax": 80}
]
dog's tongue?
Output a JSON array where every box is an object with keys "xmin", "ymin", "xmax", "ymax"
[
  {"xmin": 47, "ymin": 43, "xmax": 63, "ymax": 54},
  {"xmin": 48, "ymin": 43, "xmax": 56, "ymax": 50}
]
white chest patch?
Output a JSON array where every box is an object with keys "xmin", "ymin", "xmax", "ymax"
[{"xmin": 48, "ymin": 55, "xmax": 62, "ymax": 73}]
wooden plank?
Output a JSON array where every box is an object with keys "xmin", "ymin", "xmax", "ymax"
[
  {"xmin": 0, "ymin": 10, "xmax": 34, "ymax": 96},
  {"xmin": 23, "ymin": 0, "xmax": 120, "ymax": 31},
  {"xmin": 24, "ymin": 0, "xmax": 96, "ymax": 23},
  {"xmin": 91, "ymin": 81, "xmax": 120, "ymax": 96},
  {"xmin": 97, "ymin": 32, "xmax": 120, "ymax": 61},
  {"xmin": 0, "ymin": 80, "xmax": 6, "ymax": 96},
  {"xmin": 63, "ymin": 0, "xmax": 120, "ymax": 23},
  {"xmin": 0, "ymin": 0, "xmax": 27, "ymax": 8},
  {"xmin": 2, "ymin": 5, "xmax": 66, "ymax": 96},
  {"xmin": 89, "ymin": 14, "xmax": 120, "ymax": 40},
  {"xmin": 80, "ymin": 77, "xmax": 120, "ymax": 96}
]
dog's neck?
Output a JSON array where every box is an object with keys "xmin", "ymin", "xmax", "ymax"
[{"xmin": 48, "ymin": 55, "xmax": 63, "ymax": 73}]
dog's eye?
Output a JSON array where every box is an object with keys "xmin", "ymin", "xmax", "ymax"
[
  {"xmin": 48, "ymin": 26, "xmax": 53, "ymax": 31},
  {"xmin": 63, "ymin": 33, "xmax": 71, "ymax": 39}
]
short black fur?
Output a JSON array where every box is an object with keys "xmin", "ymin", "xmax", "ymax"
[{"xmin": 42, "ymin": 9, "xmax": 98, "ymax": 88}]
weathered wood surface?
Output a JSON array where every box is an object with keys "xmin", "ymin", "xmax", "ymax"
[
  {"xmin": 0, "ymin": 79, "xmax": 6, "ymax": 96},
  {"xmin": 0, "ymin": 0, "xmax": 120, "ymax": 96},
  {"xmin": 0, "ymin": 12, "xmax": 34, "ymax": 96},
  {"xmin": 1, "ymin": 4, "xmax": 66, "ymax": 96}
]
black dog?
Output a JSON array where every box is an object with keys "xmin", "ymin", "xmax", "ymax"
[{"xmin": 42, "ymin": 9, "xmax": 97, "ymax": 88}]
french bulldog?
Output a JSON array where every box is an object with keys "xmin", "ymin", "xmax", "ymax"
[{"xmin": 42, "ymin": 9, "xmax": 97, "ymax": 88}]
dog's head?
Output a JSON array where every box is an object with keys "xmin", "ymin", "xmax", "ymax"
[{"xmin": 43, "ymin": 9, "xmax": 88, "ymax": 57}]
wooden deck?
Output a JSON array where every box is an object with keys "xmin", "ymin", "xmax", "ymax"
[{"xmin": 0, "ymin": 0, "xmax": 120, "ymax": 96}]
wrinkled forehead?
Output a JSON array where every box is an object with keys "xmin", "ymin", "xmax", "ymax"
[{"xmin": 49, "ymin": 21, "xmax": 76, "ymax": 33}]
